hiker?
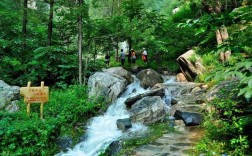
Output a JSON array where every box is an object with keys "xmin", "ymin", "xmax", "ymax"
[
  {"xmin": 131, "ymin": 49, "xmax": 136, "ymax": 64},
  {"xmin": 119, "ymin": 49, "xmax": 126, "ymax": 66},
  {"xmin": 105, "ymin": 53, "xmax": 110, "ymax": 66},
  {"xmin": 142, "ymin": 48, "xmax": 147, "ymax": 62},
  {"xmin": 128, "ymin": 49, "xmax": 132, "ymax": 63}
]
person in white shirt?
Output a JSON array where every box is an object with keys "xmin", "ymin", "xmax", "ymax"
[
  {"xmin": 119, "ymin": 49, "xmax": 126, "ymax": 65},
  {"xmin": 142, "ymin": 48, "xmax": 147, "ymax": 62}
]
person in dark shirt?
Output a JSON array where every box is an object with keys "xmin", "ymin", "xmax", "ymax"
[{"xmin": 105, "ymin": 53, "xmax": 110, "ymax": 66}]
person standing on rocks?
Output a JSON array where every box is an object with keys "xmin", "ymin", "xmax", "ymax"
[{"xmin": 120, "ymin": 49, "xmax": 126, "ymax": 66}]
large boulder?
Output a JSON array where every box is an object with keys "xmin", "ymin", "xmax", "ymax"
[
  {"xmin": 125, "ymin": 88, "xmax": 165, "ymax": 108},
  {"xmin": 103, "ymin": 67, "xmax": 133, "ymax": 84},
  {"xmin": 0, "ymin": 80, "xmax": 20, "ymax": 112},
  {"xmin": 174, "ymin": 110, "xmax": 203, "ymax": 126},
  {"xmin": 163, "ymin": 82, "xmax": 207, "ymax": 116},
  {"xmin": 177, "ymin": 50, "xmax": 205, "ymax": 81},
  {"xmin": 207, "ymin": 80, "xmax": 239, "ymax": 102},
  {"xmin": 130, "ymin": 96, "xmax": 166, "ymax": 125},
  {"xmin": 136, "ymin": 69, "xmax": 163, "ymax": 89},
  {"xmin": 88, "ymin": 72, "xmax": 128, "ymax": 103}
]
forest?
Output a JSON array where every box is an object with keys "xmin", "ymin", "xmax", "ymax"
[{"xmin": 0, "ymin": 0, "xmax": 252, "ymax": 155}]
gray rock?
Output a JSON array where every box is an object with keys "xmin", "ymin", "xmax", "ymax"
[
  {"xmin": 79, "ymin": 134, "xmax": 88, "ymax": 142},
  {"xmin": 130, "ymin": 96, "xmax": 166, "ymax": 125},
  {"xmin": 116, "ymin": 118, "xmax": 132, "ymax": 131},
  {"xmin": 137, "ymin": 69, "xmax": 163, "ymax": 89},
  {"xmin": 5, "ymin": 100, "xmax": 19, "ymax": 112},
  {"xmin": 0, "ymin": 80, "xmax": 20, "ymax": 112},
  {"xmin": 174, "ymin": 110, "xmax": 203, "ymax": 126},
  {"xmin": 106, "ymin": 140, "xmax": 123, "ymax": 156},
  {"xmin": 103, "ymin": 67, "xmax": 133, "ymax": 84},
  {"xmin": 171, "ymin": 98, "xmax": 178, "ymax": 105},
  {"xmin": 0, "ymin": 98, "xmax": 9, "ymax": 109},
  {"xmin": 56, "ymin": 136, "xmax": 73, "ymax": 151},
  {"xmin": 163, "ymin": 82, "xmax": 206, "ymax": 114},
  {"xmin": 125, "ymin": 88, "xmax": 165, "ymax": 108},
  {"xmin": 88, "ymin": 72, "xmax": 128, "ymax": 103},
  {"xmin": 207, "ymin": 80, "xmax": 239, "ymax": 102}
]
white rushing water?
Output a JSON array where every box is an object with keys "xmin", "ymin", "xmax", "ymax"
[
  {"xmin": 163, "ymin": 76, "xmax": 176, "ymax": 113},
  {"xmin": 57, "ymin": 77, "xmax": 148, "ymax": 156}
]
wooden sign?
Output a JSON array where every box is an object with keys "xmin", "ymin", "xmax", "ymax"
[
  {"xmin": 20, "ymin": 82, "xmax": 49, "ymax": 103},
  {"xmin": 20, "ymin": 81, "xmax": 49, "ymax": 119}
]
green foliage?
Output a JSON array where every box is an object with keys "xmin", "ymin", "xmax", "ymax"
[
  {"xmin": 195, "ymin": 95, "xmax": 252, "ymax": 155},
  {"xmin": 206, "ymin": 60, "xmax": 252, "ymax": 100},
  {"xmin": 0, "ymin": 85, "xmax": 103, "ymax": 155},
  {"xmin": 172, "ymin": 2, "xmax": 201, "ymax": 23},
  {"xmin": 188, "ymin": 53, "xmax": 198, "ymax": 63},
  {"xmin": 202, "ymin": 51, "xmax": 219, "ymax": 67},
  {"xmin": 194, "ymin": 137, "xmax": 226, "ymax": 155},
  {"xmin": 0, "ymin": 111, "xmax": 62, "ymax": 156},
  {"xmin": 122, "ymin": 0, "xmax": 144, "ymax": 21}
]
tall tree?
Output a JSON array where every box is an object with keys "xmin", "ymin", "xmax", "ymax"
[
  {"xmin": 78, "ymin": 0, "xmax": 83, "ymax": 85},
  {"xmin": 45, "ymin": 0, "xmax": 54, "ymax": 46},
  {"xmin": 122, "ymin": 0, "xmax": 144, "ymax": 50},
  {"xmin": 22, "ymin": 0, "xmax": 28, "ymax": 50}
]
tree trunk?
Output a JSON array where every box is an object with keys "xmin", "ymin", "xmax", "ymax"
[
  {"xmin": 111, "ymin": 0, "xmax": 114, "ymax": 17},
  {"xmin": 22, "ymin": 0, "xmax": 28, "ymax": 51},
  {"xmin": 78, "ymin": 0, "xmax": 83, "ymax": 85},
  {"xmin": 117, "ymin": 0, "xmax": 121, "ymax": 15},
  {"xmin": 116, "ymin": 39, "xmax": 119, "ymax": 61},
  {"xmin": 48, "ymin": 0, "xmax": 54, "ymax": 46},
  {"xmin": 84, "ymin": 52, "xmax": 88, "ymax": 84},
  {"xmin": 128, "ymin": 37, "xmax": 132, "ymax": 53},
  {"xmin": 94, "ymin": 43, "xmax": 97, "ymax": 62}
]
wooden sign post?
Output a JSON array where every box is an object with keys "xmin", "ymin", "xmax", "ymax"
[{"xmin": 20, "ymin": 81, "xmax": 49, "ymax": 119}]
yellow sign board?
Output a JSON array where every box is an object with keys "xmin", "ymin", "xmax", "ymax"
[
  {"xmin": 20, "ymin": 81, "xmax": 49, "ymax": 119},
  {"xmin": 20, "ymin": 85, "xmax": 49, "ymax": 103}
]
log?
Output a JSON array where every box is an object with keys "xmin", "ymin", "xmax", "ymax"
[{"xmin": 176, "ymin": 50, "xmax": 205, "ymax": 81}]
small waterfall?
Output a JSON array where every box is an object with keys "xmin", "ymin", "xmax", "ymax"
[
  {"xmin": 57, "ymin": 77, "xmax": 148, "ymax": 156},
  {"xmin": 163, "ymin": 76, "xmax": 176, "ymax": 114}
]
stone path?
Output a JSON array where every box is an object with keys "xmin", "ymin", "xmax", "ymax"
[{"xmin": 131, "ymin": 124, "xmax": 204, "ymax": 156}]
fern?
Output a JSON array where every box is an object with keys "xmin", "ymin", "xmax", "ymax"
[{"xmin": 206, "ymin": 61, "xmax": 252, "ymax": 101}]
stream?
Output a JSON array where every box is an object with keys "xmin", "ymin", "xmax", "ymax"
[{"xmin": 57, "ymin": 76, "xmax": 175, "ymax": 156}]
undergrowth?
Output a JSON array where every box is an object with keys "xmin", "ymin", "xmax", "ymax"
[{"xmin": 0, "ymin": 85, "xmax": 104, "ymax": 155}]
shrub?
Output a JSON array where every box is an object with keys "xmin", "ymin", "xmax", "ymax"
[{"xmin": 0, "ymin": 85, "xmax": 103, "ymax": 155}]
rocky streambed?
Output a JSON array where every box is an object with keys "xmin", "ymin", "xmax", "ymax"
[
  {"xmin": 1, "ymin": 67, "xmax": 216, "ymax": 156},
  {"xmin": 82, "ymin": 67, "xmax": 211, "ymax": 156}
]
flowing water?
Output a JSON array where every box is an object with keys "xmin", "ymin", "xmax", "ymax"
[
  {"xmin": 57, "ymin": 76, "xmax": 176, "ymax": 156},
  {"xmin": 57, "ymin": 77, "xmax": 149, "ymax": 156},
  {"xmin": 163, "ymin": 76, "xmax": 176, "ymax": 113}
]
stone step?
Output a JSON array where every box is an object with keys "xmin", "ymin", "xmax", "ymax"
[{"xmin": 131, "ymin": 126, "xmax": 204, "ymax": 156}]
